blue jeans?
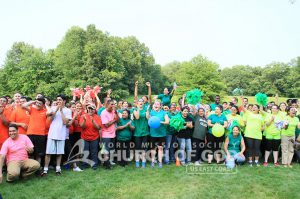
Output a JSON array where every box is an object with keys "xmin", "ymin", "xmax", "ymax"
[
  {"xmin": 164, "ymin": 135, "xmax": 176, "ymax": 163},
  {"xmin": 177, "ymin": 138, "xmax": 192, "ymax": 164},
  {"xmin": 84, "ymin": 139, "xmax": 99, "ymax": 168}
]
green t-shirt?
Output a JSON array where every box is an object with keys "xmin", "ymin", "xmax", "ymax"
[
  {"xmin": 117, "ymin": 118, "xmax": 133, "ymax": 141},
  {"xmin": 228, "ymin": 133, "xmax": 243, "ymax": 155},
  {"xmin": 223, "ymin": 109, "xmax": 231, "ymax": 116},
  {"xmin": 97, "ymin": 107, "xmax": 105, "ymax": 116},
  {"xmin": 209, "ymin": 103, "xmax": 220, "ymax": 111},
  {"xmin": 244, "ymin": 111, "xmax": 264, "ymax": 140},
  {"xmin": 150, "ymin": 109, "xmax": 167, "ymax": 137},
  {"xmin": 157, "ymin": 94, "xmax": 172, "ymax": 106},
  {"xmin": 133, "ymin": 107, "xmax": 149, "ymax": 137},
  {"xmin": 281, "ymin": 116, "xmax": 300, "ymax": 136}
]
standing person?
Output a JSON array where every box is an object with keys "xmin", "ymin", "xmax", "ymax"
[
  {"xmin": 263, "ymin": 105, "xmax": 281, "ymax": 167},
  {"xmin": 0, "ymin": 124, "xmax": 40, "ymax": 183},
  {"xmin": 116, "ymin": 109, "xmax": 134, "ymax": 167},
  {"xmin": 209, "ymin": 95, "xmax": 221, "ymax": 111},
  {"xmin": 222, "ymin": 102, "xmax": 231, "ymax": 115},
  {"xmin": 10, "ymin": 96, "xmax": 30, "ymax": 135},
  {"xmin": 281, "ymin": 107, "xmax": 300, "ymax": 167},
  {"xmin": 239, "ymin": 97, "xmax": 248, "ymax": 113},
  {"xmin": 164, "ymin": 103, "xmax": 177, "ymax": 164},
  {"xmin": 177, "ymin": 106, "xmax": 194, "ymax": 166},
  {"xmin": 42, "ymin": 94, "xmax": 72, "ymax": 176},
  {"xmin": 242, "ymin": 100, "xmax": 265, "ymax": 167},
  {"xmin": 207, "ymin": 105, "xmax": 228, "ymax": 163},
  {"xmin": 146, "ymin": 101, "xmax": 169, "ymax": 168},
  {"xmin": 192, "ymin": 108, "xmax": 208, "ymax": 165},
  {"xmin": 80, "ymin": 104, "xmax": 101, "ymax": 170},
  {"xmin": 134, "ymin": 81, "xmax": 152, "ymax": 109},
  {"xmin": 133, "ymin": 99, "xmax": 150, "ymax": 168},
  {"xmin": 278, "ymin": 102, "xmax": 287, "ymax": 118},
  {"xmin": 101, "ymin": 99, "xmax": 119, "ymax": 169},
  {"xmin": 0, "ymin": 97, "xmax": 10, "ymax": 150},
  {"xmin": 156, "ymin": 87, "xmax": 175, "ymax": 107},
  {"xmin": 22, "ymin": 98, "xmax": 47, "ymax": 165},
  {"xmin": 224, "ymin": 126, "xmax": 246, "ymax": 167}
]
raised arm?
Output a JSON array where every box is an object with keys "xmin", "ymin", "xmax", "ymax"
[
  {"xmin": 134, "ymin": 81, "xmax": 138, "ymax": 101},
  {"xmin": 146, "ymin": 82, "xmax": 152, "ymax": 105}
]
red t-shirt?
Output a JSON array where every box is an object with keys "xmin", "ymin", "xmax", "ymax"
[{"xmin": 80, "ymin": 113, "xmax": 101, "ymax": 141}]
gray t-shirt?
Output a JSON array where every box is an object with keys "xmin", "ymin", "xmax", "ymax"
[{"xmin": 192, "ymin": 115, "xmax": 208, "ymax": 140}]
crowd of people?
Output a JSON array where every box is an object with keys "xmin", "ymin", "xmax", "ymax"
[{"xmin": 0, "ymin": 81, "xmax": 300, "ymax": 183}]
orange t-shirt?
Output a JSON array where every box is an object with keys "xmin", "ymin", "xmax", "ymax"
[
  {"xmin": 10, "ymin": 107, "xmax": 30, "ymax": 134},
  {"xmin": 0, "ymin": 109, "xmax": 11, "ymax": 149},
  {"xmin": 26, "ymin": 107, "xmax": 47, "ymax": 136}
]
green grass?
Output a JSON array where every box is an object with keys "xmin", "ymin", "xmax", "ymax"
[{"xmin": 1, "ymin": 163, "xmax": 300, "ymax": 199}]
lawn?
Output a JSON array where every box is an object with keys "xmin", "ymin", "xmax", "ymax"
[{"xmin": 1, "ymin": 163, "xmax": 300, "ymax": 199}]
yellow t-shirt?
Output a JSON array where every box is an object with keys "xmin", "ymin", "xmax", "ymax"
[{"xmin": 244, "ymin": 111, "xmax": 264, "ymax": 140}]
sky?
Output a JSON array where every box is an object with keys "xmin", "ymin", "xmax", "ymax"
[{"xmin": 0, "ymin": 0, "xmax": 299, "ymax": 68}]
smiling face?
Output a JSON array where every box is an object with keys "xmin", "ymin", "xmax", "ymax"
[
  {"xmin": 76, "ymin": 103, "xmax": 83, "ymax": 113},
  {"xmin": 271, "ymin": 105, "xmax": 278, "ymax": 114},
  {"xmin": 14, "ymin": 93, "xmax": 22, "ymax": 104},
  {"xmin": 182, "ymin": 108, "xmax": 189, "ymax": 118},
  {"xmin": 56, "ymin": 97, "xmax": 65, "ymax": 107},
  {"xmin": 252, "ymin": 105, "xmax": 259, "ymax": 113},
  {"xmin": 9, "ymin": 126, "xmax": 18, "ymax": 140},
  {"xmin": 153, "ymin": 101, "xmax": 161, "ymax": 111},
  {"xmin": 163, "ymin": 88, "xmax": 169, "ymax": 95},
  {"xmin": 232, "ymin": 126, "xmax": 240, "ymax": 137},
  {"xmin": 230, "ymin": 106, "xmax": 238, "ymax": 115},
  {"xmin": 279, "ymin": 103, "xmax": 287, "ymax": 112},
  {"xmin": 198, "ymin": 108, "xmax": 205, "ymax": 117},
  {"xmin": 215, "ymin": 106, "xmax": 222, "ymax": 115},
  {"xmin": 19, "ymin": 98, "xmax": 27, "ymax": 105},
  {"xmin": 122, "ymin": 110, "xmax": 129, "ymax": 119}
]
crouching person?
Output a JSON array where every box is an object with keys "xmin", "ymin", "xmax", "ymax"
[
  {"xmin": 224, "ymin": 126, "xmax": 246, "ymax": 168},
  {"xmin": 0, "ymin": 124, "xmax": 40, "ymax": 183}
]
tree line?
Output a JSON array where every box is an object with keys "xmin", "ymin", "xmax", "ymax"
[{"xmin": 0, "ymin": 24, "xmax": 299, "ymax": 100}]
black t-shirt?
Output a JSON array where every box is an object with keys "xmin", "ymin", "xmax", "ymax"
[{"xmin": 177, "ymin": 116, "xmax": 194, "ymax": 139}]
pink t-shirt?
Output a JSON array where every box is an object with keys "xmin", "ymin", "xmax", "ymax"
[
  {"xmin": 0, "ymin": 134, "xmax": 34, "ymax": 164},
  {"xmin": 101, "ymin": 109, "xmax": 116, "ymax": 138}
]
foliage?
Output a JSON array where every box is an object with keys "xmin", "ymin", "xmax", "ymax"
[
  {"xmin": 0, "ymin": 25, "xmax": 166, "ymax": 99},
  {"xmin": 220, "ymin": 58, "xmax": 300, "ymax": 98}
]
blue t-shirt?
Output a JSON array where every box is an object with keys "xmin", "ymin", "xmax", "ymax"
[
  {"xmin": 150, "ymin": 109, "xmax": 167, "ymax": 137},
  {"xmin": 208, "ymin": 114, "xmax": 227, "ymax": 134}
]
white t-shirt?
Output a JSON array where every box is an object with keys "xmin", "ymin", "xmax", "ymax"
[{"xmin": 48, "ymin": 106, "xmax": 72, "ymax": 140}]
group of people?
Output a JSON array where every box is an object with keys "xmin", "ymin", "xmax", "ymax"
[{"xmin": 0, "ymin": 81, "xmax": 300, "ymax": 183}]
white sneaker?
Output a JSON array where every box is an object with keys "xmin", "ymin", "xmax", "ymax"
[
  {"xmin": 110, "ymin": 161, "xmax": 116, "ymax": 165},
  {"xmin": 194, "ymin": 161, "xmax": 201, "ymax": 166},
  {"xmin": 73, "ymin": 167, "xmax": 83, "ymax": 172}
]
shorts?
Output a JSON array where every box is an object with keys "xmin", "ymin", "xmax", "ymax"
[
  {"xmin": 149, "ymin": 137, "xmax": 166, "ymax": 149},
  {"xmin": 134, "ymin": 136, "xmax": 149, "ymax": 150},
  {"xmin": 46, "ymin": 138, "xmax": 65, "ymax": 155},
  {"xmin": 28, "ymin": 135, "xmax": 47, "ymax": 157}
]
